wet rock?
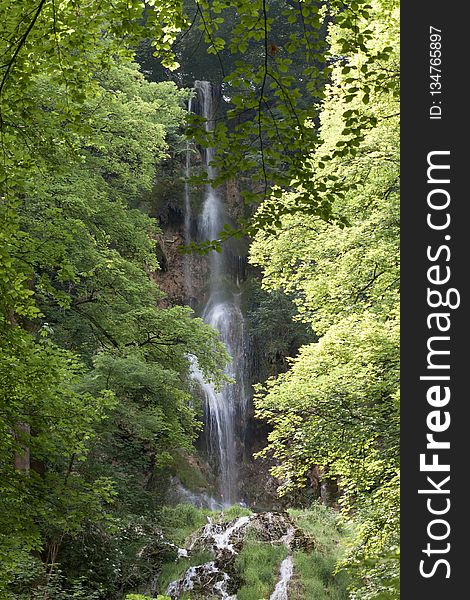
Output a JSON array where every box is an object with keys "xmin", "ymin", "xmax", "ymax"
[
  {"xmin": 244, "ymin": 512, "xmax": 314, "ymax": 552},
  {"xmin": 166, "ymin": 516, "xmax": 251, "ymax": 598},
  {"xmin": 189, "ymin": 515, "xmax": 252, "ymax": 557},
  {"xmin": 165, "ymin": 512, "xmax": 308, "ymax": 599},
  {"xmin": 245, "ymin": 512, "xmax": 291, "ymax": 544},
  {"xmin": 166, "ymin": 561, "xmax": 236, "ymax": 599}
]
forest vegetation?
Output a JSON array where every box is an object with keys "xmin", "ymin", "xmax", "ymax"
[{"xmin": 0, "ymin": 1, "xmax": 399, "ymax": 599}]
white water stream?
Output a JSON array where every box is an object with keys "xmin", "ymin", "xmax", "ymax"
[
  {"xmin": 183, "ymin": 95, "xmax": 194, "ymax": 302},
  {"xmin": 269, "ymin": 555, "xmax": 294, "ymax": 600}
]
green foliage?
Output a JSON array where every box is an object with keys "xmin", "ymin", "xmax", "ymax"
[
  {"xmin": 337, "ymin": 476, "xmax": 400, "ymax": 600},
  {"xmin": 255, "ymin": 313, "xmax": 399, "ymax": 496},
  {"xmin": 0, "ymin": 15, "xmax": 228, "ymax": 597},
  {"xmin": 246, "ymin": 282, "xmax": 316, "ymax": 378},
  {"xmin": 52, "ymin": 512, "xmax": 179, "ymax": 598},
  {"xmin": 158, "ymin": 504, "xmax": 213, "ymax": 546},
  {"xmin": 1, "ymin": 0, "xmax": 400, "ymax": 597},
  {"xmin": 251, "ymin": 0, "xmax": 399, "ymax": 597},
  {"xmin": 0, "ymin": 320, "xmax": 117, "ymax": 586},
  {"xmin": 178, "ymin": 0, "xmax": 399, "ymax": 246},
  {"xmin": 18, "ymin": 569, "xmax": 103, "ymax": 600}
]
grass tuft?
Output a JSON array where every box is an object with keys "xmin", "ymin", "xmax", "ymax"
[
  {"xmin": 217, "ymin": 504, "xmax": 253, "ymax": 521},
  {"xmin": 235, "ymin": 536, "xmax": 288, "ymax": 600},
  {"xmin": 158, "ymin": 504, "xmax": 212, "ymax": 545},
  {"xmin": 288, "ymin": 502, "xmax": 350, "ymax": 599}
]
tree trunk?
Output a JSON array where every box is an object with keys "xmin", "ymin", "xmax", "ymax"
[{"xmin": 14, "ymin": 422, "xmax": 31, "ymax": 471}]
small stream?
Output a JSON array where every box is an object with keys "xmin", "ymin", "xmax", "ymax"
[
  {"xmin": 269, "ymin": 555, "xmax": 294, "ymax": 600},
  {"xmin": 165, "ymin": 512, "xmax": 302, "ymax": 599}
]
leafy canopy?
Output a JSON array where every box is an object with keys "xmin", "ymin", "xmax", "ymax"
[{"xmin": 251, "ymin": 0, "xmax": 399, "ymax": 596}]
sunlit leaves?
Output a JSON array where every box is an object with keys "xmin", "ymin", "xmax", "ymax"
[{"xmin": 250, "ymin": 1, "xmax": 399, "ymax": 596}]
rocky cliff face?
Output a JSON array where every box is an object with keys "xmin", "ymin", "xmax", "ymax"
[
  {"xmin": 152, "ymin": 177, "xmax": 247, "ymax": 309},
  {"xmin": 150, "ymin": 167, "xmax": 276, "ymax": 505},
  {"xmin": 152, "ymin": 225, "xmax": 208, "ymax": 308}
]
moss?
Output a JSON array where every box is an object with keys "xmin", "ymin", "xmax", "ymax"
[{"xmin": 169, "ymin": 451, "xmax": 213, "ymax": 493}]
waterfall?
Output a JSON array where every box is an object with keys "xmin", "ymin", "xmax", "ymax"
[
  {"xmin": 187, "ymin": 80, "xmax": 249, "ymax": 506},
  {"xmin": 183, "ymin": 96, "xmax": 193, "ymax": 302}
]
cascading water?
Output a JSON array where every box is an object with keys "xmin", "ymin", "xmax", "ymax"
[
  {"xmin": 269, "ymin": 556, "xmax": 294, "ymax": 600},
  {"xmin": 183, "ymin": 96, "xmax": 194, "ymax": 303},
  {"xmin": 165, "ymin": 512, "xmax": 299, "ymax": 599},
  {"xmin": 186, "ymin": 81, "xmax": 249, "ymax": 506}
]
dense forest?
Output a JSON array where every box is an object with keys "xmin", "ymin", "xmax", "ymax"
[{"xmin": 0, "ymin": 1, "xmax": 399, "ymax": 599}]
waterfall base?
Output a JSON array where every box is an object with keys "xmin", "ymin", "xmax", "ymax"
[{"xmin": 165, "ymin": 512, "xmax": 312, "ymax": 599}]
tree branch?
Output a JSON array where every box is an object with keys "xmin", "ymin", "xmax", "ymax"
[{"xmin": 0, "ymin": 0, "xmax": 48, "ymax": 97}]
